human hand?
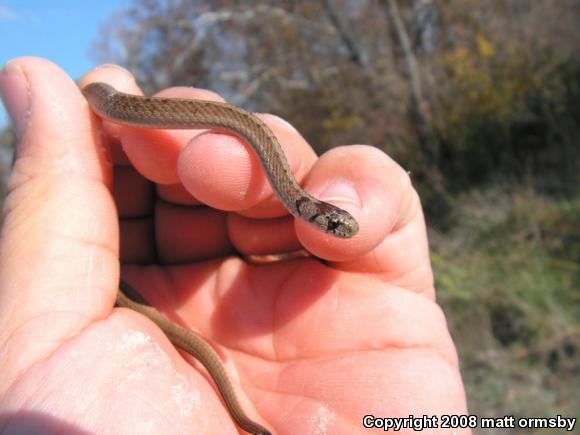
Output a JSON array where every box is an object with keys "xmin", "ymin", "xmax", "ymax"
[{"xmin": 0, "ymin": 57, "xmax": 469, "ymax": 434}]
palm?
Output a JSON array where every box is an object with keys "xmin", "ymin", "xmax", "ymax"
[
  {"xmin": 111, "ymin": 186, "xmax": 464, "ymax": 434},
  {"xmin": 0, "ymin": 58, "xmax": 468, "ymax": 435}
]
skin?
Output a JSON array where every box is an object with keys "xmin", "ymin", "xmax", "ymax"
[{"xmin": 0, "ymin": 57, "xmax": 470, "ymax": 434}]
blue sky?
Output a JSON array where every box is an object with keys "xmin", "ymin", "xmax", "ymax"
[{"xmin": 0, "ymin": 0, "xmax": 128, "ymax": 128}]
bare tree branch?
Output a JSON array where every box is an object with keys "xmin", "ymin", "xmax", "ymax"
[
  {"xmin": 383, "ymin": 0, "xmax": 436, "ymax": 167},
  {"xmin": 320, "ymin": 0, "xmax": 365, "ymax": 66}
]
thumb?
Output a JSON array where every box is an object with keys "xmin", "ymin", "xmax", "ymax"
[{"xmin": 0, "ymin": 57, "xmax": 118, "ymax": 388}]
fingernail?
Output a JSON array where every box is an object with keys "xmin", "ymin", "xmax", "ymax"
[
  {"xmin": 319, "ymin": 179, "xmax": 361, "ymax": 207},
  {"xmin": 0, "ymin": 61, "xmax": 30, "ymax": 140}
]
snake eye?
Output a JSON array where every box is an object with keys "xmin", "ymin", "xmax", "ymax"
[
  {"xmin": 327, "ymin": 218, "xmax": 341, "ymax": 232},
  {"xmin": 307, "ymin": 201, "xmax": 359, "ymax": 238}
]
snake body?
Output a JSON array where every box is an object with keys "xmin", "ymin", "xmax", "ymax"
[{"xmin": 83, "ymin": 82, "xmax": 359, "ymax": 435}]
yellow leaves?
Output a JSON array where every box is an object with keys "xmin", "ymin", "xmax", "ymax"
[
  {"xmin": 444, "ymin": 46, "xmax": 472, "ymax": 79},
  {"xmin": 321, "ymin": 108, "xmax": 363, "ymax": 135},
  {"xmin": 476, "ymin": 35, "xmax": 495, "ymax": 59},
  {"xmin": 443, "ymin": 34, "xmax": 495, "ymax": 84},
  {"xmin": 438, "ymin": 36, "xmax": 542, "ymax": 129}
]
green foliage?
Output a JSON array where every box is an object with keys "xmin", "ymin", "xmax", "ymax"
[{"xmin": 433, "ymin": 186, "xmax": 580, "ymax": 422}]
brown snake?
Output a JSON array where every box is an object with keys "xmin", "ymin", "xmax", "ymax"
[{"xmin": 83, "ymin": 82, "xmax": 359, "ymax": 435}]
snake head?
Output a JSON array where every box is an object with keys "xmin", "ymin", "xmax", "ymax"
[{"xmin": 308, "ymin": 201, "xmax": 359, "ymax": 238}]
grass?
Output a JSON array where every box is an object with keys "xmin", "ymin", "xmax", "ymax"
[{"xmin": 431, "ymin": 184, "xmax": 580, "ymax": 432}]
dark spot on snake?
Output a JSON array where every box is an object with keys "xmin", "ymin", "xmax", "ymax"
[{"xmin": 327, "ymin": 219, "xmax": 340, "ymax": 231}]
